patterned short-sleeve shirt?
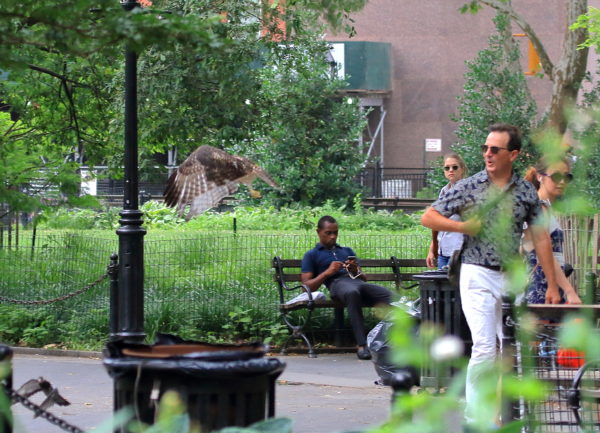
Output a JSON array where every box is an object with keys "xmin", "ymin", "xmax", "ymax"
[{"xmin": 432, "ymin": 169, "xmax": 541, "ymax": 267}]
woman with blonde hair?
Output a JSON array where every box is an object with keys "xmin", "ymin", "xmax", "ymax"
[
  {"xmin": 522, "ymin": 157, "xmax": 581, "ymax": 304},
  {"xmin": 426, "ymin": 153, "xmax": 467, "ymax": 269}
]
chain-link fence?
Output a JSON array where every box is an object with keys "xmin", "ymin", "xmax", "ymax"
[{"xmin": 0, "ymin": 228, "xmax": 430, "ymax": 345}]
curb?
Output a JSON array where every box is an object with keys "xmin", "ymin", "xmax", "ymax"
[
  {"xmin": 10, "ymin": 346, "xmax": 102, "ymax": 359},
  {"xmin": 9, "ymin": 346, "xmax": 355, "ymax": 359}
]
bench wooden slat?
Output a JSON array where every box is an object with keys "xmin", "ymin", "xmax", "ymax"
[
  {"xmin": 278, "ymin": 259, "xmax": 302, "ymax": 267},
  {"xmin": 278, "ymin": 272, "xmax": 425, "ymax": 283},
  {"xmin": 276, "ymin": 258, "xmax": 426, "ymax": 269}
]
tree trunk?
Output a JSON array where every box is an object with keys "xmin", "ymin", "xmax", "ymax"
[
  {"xmin": 547, "ymin": 0, "xmax": 589, "ymax": 133},
  {"xmin": 479, "ymin": 0, "xmax": 589, "ymax": 133}
]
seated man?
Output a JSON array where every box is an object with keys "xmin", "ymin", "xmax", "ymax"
[{"xmin": 301, "ymin": 215, "xmax": 392, "ymax": 360}]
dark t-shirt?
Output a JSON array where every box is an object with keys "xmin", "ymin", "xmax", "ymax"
[{"xmin": 301, "ymin": 243, "xmax": 356, "ymax": 288}]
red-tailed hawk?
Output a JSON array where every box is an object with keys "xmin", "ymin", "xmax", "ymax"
[{"xmin": 164, "ymin": 145, "xmax": 279, "ymax": 219}]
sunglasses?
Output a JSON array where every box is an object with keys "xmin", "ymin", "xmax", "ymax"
[
  {"xmin": 542, "ymin": 172, "xmax": 573, "ymax": 184},
  {"xmin": 444, "ymin": 165, "xmax": 460, "ymax": 171},
  {"xmin": 480, "ymin": 144, "xmax": 512, "ymax": 154}
]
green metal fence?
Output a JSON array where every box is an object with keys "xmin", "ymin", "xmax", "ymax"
[{"xmin": 0, "ymin": 229, "xmax": 430, "ymax": 344}]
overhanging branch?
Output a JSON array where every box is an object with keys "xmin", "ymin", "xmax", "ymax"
[
  {"xmin": 27, "ymin": 64, "xmax": 90, "ymax": 88},
  {"xmin": 479, "ymin": 0, "xmax": 555, "ymax": 79}
]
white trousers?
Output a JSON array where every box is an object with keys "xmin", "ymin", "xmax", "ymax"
[{"xmin": 460, "ymin": 263, "xmax": 506, "ymax": 425}]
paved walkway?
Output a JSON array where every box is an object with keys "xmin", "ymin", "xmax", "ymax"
[{"xmin": 8, "ymin": 350, "xmax": 393, "ymax": 433}]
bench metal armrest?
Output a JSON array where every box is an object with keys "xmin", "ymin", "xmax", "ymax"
[{"xmin": 273, "ymin": 256, "xmax": 316, "ymax": 305}]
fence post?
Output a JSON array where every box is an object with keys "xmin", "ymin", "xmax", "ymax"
[
  {"xmin": 0, "ymin": 344, "xmax": 13, "ymax": 433},
  {"xmin": 108, "ymin": 253, "xmax": 120, "ymax": 341},
  {"xmin": 7, "ymin": 213, "xmax": 11, "ymax": 248},
  {"xmin": 30, "ymin": 219, "xmax": 37, "ymax": 260}
]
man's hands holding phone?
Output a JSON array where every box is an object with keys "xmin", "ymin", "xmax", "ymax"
[{"xmin": 345, "ymin": 256, "xmax": 360, "ymax": 275}]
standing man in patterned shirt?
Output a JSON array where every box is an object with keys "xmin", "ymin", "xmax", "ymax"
[{"xmin": 421, "ymin": 123, "xmax": 560, "ymax": 430}]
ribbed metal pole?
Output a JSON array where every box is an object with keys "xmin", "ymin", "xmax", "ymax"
[{"xmin": 115, "ymin": 0, "xmax": 146, "ymax": 343}]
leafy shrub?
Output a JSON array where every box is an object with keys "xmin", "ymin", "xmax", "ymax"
[
  {"xmin": 140, "ymin": 201, "xmax": 185, "ymax": 228},
  {"xmin": 36, "ymin": 200, "xmax": 424, "ymax": 233},
  {"xmin": 184, "ymin": 202, "xmax": 421, "ymax": 232},
  {"xmin": 0, "ymin": 306, "xmax": 59, "ymax": 346},
  {"xmin": 38, "ymin": 207, "xmax": 121, "ymax": 230}
]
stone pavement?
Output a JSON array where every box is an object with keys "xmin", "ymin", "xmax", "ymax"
[{"xmin": 8, "ymin": 350, "xmax": 394, "ymax": 433}]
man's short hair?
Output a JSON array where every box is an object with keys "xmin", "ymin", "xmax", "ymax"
[
  {"xmin": 489, "ymin": 123, "xmax": 522, "ymax": 151},
  {"xmin": 317, "ymin": 215, "xmax": 337, "ymax": 229}
]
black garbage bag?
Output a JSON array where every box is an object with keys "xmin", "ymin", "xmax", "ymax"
[{"xmin": 367, "ymin": 300, "xmax": 420, "ymax": 388}]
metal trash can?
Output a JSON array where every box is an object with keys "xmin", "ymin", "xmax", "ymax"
[
  {"xmin": 103, "ymin": 334, "xmax": 285, "ymax": 432},
  {"xmin": 414, "ymin": 270, "xmax": 472, "ymax": 388}
]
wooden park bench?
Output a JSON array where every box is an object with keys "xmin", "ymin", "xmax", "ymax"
[{"xmin": 272, "ymin": 256, "xmax": 427, "ymax": 357}]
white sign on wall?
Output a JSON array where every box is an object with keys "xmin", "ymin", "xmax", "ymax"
[{"xmin": 425, "ymin": 138, "xmax": 442, "ymax": 152}]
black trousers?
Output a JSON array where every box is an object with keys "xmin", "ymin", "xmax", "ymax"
[{"xmin": 329, "ymin": 276, "xmax": 392, "ymax": 346}]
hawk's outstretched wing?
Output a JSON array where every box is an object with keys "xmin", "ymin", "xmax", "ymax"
[{"xmin": 164, "ymin": 145, "xmax": 278, "ymax": 219}]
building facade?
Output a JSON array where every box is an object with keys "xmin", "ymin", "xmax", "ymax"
[{"xmin": 326, "ymin": 0, "xmax": 579, "ymax": 169}]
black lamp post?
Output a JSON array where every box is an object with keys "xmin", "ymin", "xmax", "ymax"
[{"xmin": 112, "ymin": 0, "xmax": 146, "ymax": 343}]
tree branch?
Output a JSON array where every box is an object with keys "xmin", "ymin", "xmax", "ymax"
[
  {"xmin": 27, "ymin": 64, "xmax": 90, "ymax": 88},
  {"xmin": 478, "ymin": 0, "xmax": 555, "ymax": 79}
]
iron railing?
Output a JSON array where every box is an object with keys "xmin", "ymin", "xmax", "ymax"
[
  {"xmin": 358, "ymin": 166, "xmax": 434, "ymax": 198},
  {"xmin": 0, "ymin": 229, "xmax": 430, "ymax": 343},
  {"xmin": 88, "ymin": 166, "xmax": 435, "ymax": 203}
]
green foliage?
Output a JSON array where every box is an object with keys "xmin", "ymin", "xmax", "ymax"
[
  {"xmin": 220, "ymin": 307, "xmax": 289, "ymax": 345},
  {"xmin": 571, "ymin": 6, "xmax": 600, "ymax": 49},
  {"xmin": 451, "ymin": 13, "xmax": 538, "ymax": 176},
  {"xmin": 0, "ymin": 0, "xmax": 225, "ymax": 214},
  {"xmin": 1, "ymin": 0, "xmax": 369, "ymax": 216},
  {"xmin": 0, "ymin": 112, "xmax": 93, "ymax": 216},
  {"xmin": 234, "ymin": 37, "xmax": 367, "ymax": 207},
  {"xmin": 141, "ymin": 201, "xmax": 186, "ymax": 228},
  {"xmin": 0, "ymin": 305, "xmax": 59, "ymax": 346},
  {"xmin": 40, "ymin": 201, "xmax": 423, "ymax": 232},
  {"xmin": 177, "ymin": 202, "xmax": 421, "ymax": 232},
  {"xmin": 39, "ymin": 207, "xmax": 121, "ymax": 230},
  {"xmin": 414, "ymin": 185, "xmax": 438, "ymax": 200}
]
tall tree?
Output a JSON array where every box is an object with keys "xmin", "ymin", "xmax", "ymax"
[
  {"xmin": 451, "ymin": 13, "xmax": 537, "ymax": 180},
  {"xmin": 462, "ymin": 0, "xmax": 589, "ymax": 133},
  {"xmin": 0, "ymin": 0, "xmax": 368, "ymax": 212}
]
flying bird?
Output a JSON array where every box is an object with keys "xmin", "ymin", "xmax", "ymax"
[
  {"xmin": 15, "ymin": 377, "xmax": 70, "ymax": 415},
  {"xmin": 164, "ymin": 145, "xmax": 279, "ymax": 220}
]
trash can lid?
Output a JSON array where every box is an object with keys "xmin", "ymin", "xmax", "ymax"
[
  {"xmin": 105, "ymin": 342, "xmax": 266, "ymax": 362},
  {"xmin": 120, "ymin": 344, "xmax": 265, "ymax": 360},
  {"xmin": 103, "ymin": 334, "xmax": 286, "ymax": 378}
]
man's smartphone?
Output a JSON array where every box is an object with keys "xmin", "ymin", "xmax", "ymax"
[{"xmin": 347, "ymin": 255, "xmax": 356, "ymax": 261}]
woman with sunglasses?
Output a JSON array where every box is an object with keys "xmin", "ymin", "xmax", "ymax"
[
  {"xmin": 426, "ymin": 153, "xmax": 467, "ymax": 269},
  {"xmin": 522, "ymin": 158, "xmax": 581, "ymax": 304}
]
